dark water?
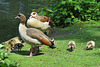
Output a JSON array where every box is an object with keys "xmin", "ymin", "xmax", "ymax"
[{"xmin": 0, "ymin": 0, "xmax": 50, "ymax": 43}]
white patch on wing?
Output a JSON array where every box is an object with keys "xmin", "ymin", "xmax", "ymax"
[{"xmin": 43, "ymin": 22, "xmax": 49, "ymax": 25}]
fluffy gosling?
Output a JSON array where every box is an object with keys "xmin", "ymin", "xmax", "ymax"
[
  {"xmin": 14, "ymin": 43, "xmax": 24, "ymax": 52},
  {"xmin": 68, "ymin": 41, "xmax": 76, "ymax": 50},
  {"xmin": 85, "ymin": 41, "xmax": 95, "ymax": 50}
]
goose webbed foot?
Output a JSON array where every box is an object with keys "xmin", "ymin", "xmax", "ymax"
[
  {"xmin": 29, "ymin": 46, "xmax": 38, "ymax": 56},
  {"xmin": 29, "ymin": 47, "xmax": 33, "ymax": 56}
]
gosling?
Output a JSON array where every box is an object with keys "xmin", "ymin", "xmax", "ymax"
[
  {"xmin": 85, "ymin": 41, "xmax": 95, "ymax": 50},
  {"xmin": 14, "ymin": 43, "xmax": 24, "ymax": 52},
  {"xmin": 68, "ymin": 41, "xmax": 76, "ymax": 50}
]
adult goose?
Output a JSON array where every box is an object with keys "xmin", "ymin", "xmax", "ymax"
[
  {"xmin": 27, "ymin": 12, "xmax": 54, "ymax": 34},
  {"xmin": 15, "ymin": 13, "xmax": 55, "ymax": 56},
  {"xmin": 30, "ymin": 12, "xmax": 53, "ymax": 28}
]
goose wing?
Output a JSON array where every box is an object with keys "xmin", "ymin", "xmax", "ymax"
[{"xmin": 26, "ymin": 28, "xmax": 52, "ymax": 46}]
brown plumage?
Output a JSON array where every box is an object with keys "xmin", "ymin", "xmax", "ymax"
[
  {"xmin": 30, "ymin": 12, "xmax": 53, "ymax": 25},
  {"xmin": 15, "ymin": 13, "xmax": 56, "ymax": 56},
  {"xmin": 26, "ymin": 28, "xmax": 52, "ymax": 46},
  {"xmin": 27, "ymin": 12, "xmax": 54, "ymax": 35}
]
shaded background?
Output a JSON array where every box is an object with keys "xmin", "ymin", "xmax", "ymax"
[{"xmin": 0, "ymin": 0, "xmax": 51, "ymax": 43}]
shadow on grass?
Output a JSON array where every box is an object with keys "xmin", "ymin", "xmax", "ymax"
[
  {"xmin": 85, "ymin": 48, "xmax": 94, "ymax": 50},
  {"xmin": 11, "ymin": 50, "xmax": 44, "ymax": 56},
  {"xmin": 67, "ymin": 49, "xmax": 74, "ymax": 52},
  {"xmin": 49, "ymin": 46, "xmax": 56, "ymax": 49}
]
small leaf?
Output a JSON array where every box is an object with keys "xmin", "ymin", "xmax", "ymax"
[
  {"xmin": 61, "ymin": 1, "xmax": 66, "ymax": 5},
  {"xmin": 86, "ymin": 10, "xmax": 91, "ymax": 13},
  {"xmin": 4, "ymin": 59, "xmax": 10, "ymax": 66},
  {"xmin": 4, "ymin": 53, "xmax": 8, "ymax": 57},
  {"xmin": 66, "ymin": 18, "xmax": 71, "ymax": 22},
  {"xmin": 0, "ymin": 44, "xmax": 4, "ymax": 48},
  {"xmin": 73, "ymin": 18, "xmax": 79, "ymax": 23},
  {"xmin": 71, "ymin": 15, "xmax": 75, "ymax": 18},
  {"xmin": 47, "ymin": 9, "xmax": 53, "ymax": 13},
  {"xmin": 0, "ymin": 53, "xmax": 4, "ymax": 59},
  {"xmin": 70, "ymin": 13, "xmax": 73, "ymax": 15}
]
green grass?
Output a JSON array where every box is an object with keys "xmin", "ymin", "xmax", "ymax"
[{"xmin": 8, "ymin": 21, "xmax": 100, "ymax": 67}]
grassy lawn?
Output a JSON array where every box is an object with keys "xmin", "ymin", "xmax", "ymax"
[{"xmin": 8, "ymin": 21, "xmax": 100, "ymax": 67}]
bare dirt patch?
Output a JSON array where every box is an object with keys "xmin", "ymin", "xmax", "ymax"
[{"xmin": 49, "ymin": 30, "xmax": 77, "ymax": 37}]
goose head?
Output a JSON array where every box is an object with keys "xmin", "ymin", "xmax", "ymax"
[
  {"xmin": 30, "ymin": 12, "xmax": 38, "ymax": 18},
  {"xmin": 15, "ymin": 13, "xmax": 26, "ymax": 23}
]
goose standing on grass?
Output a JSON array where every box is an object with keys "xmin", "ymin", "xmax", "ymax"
[
  {"xmin": 27, "ymin": 12, "xmax": 54, "ymax": 35},
  {"xmin": 15, "ymin": 13, "xmax": 55, "ymax": 56}
]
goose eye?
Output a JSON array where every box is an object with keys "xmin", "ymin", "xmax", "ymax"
[
  {"xmin": 33, "ymin": 12, "xmax": 36, "ymax": 15},
  {"xmin": 18, "ymin": 14, "xmax": 21, "ymax": 17}
]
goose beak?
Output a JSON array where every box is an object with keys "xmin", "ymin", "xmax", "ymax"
[
  {"xmin": 29, "ymin": 16, "xmax": 34, "ymax": 19},
  {"xmin": 15, "ymin": 16, "xmax": 20, "ymax": 19},
  {"xmin": 15, "ymin": 16, "xmax": 18, "ymax": 19},
  {"xmin": 30, "ymin": 15, "xmax": 34, "ymax": 18}
]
